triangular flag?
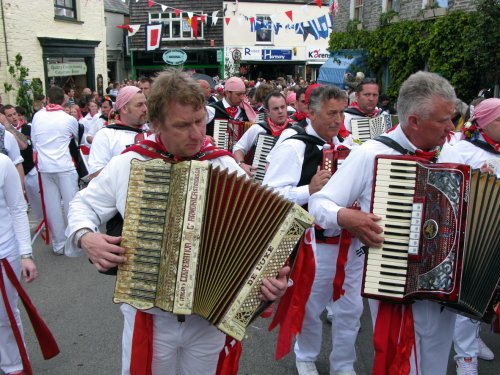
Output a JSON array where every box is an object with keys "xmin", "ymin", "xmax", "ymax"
[
  {"xmin": 201, "ymin": 15, "xmax": 206, "ymax": 23},
  {"xmin": 161, "ymin": 5, "xmax": 167, "ymax": 12},
  {"xmin": 315, "ymin": 0, "xmax": 322, "ymax": 7},
  {"xmin": 249, "ymin": 17, "xmax": 255, "ymax": 25},
  {"xmin": 301, "ymin": 4, "xmax": 308, "ymax": 13},
  {"xmin": 212, "ymin": 11, "xmax": 219, "ymax": 26},
  {"xmin": 274, "ymin": 22, "xmax": 283, "ymax": 35},
  {"xmin": 148, "ymin": 0, "xmax": 154, "ymax": 7},
  {"xmin": 317, "ymin": 15, "xmax": 330, "ymax": 38},
  {"xmin": 303, "ymin": 26, "xmax": 310, "ymax": 41},
  {"xmin": 225, "ymin": 17, "xmax": 231, "ymax": 25},
  {"xmin": 191, "ymin": 15, "xmax": 199, "ymax": 39},
  {"xmin": 175, "ymin": 8, "xmax": 180, "ymax": 17},
  {"xmin": 187, "ymin": 12, "xmax": 193, "ymax": 20},
  {"xmin": 117, "ymin": 24, "xmax": 141, "ymax": 37},
  {"xmin": 285, "ymin": 10, "xmax": 293, "ymax": 22}
]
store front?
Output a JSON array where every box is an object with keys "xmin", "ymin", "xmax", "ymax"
[
  {"xmin": 306, "ymin": 46, "xmax": 330, "ymax": 83},
  {"xmin": 38, "ymin": 37, "xmax": 100, "ymax": 94}
]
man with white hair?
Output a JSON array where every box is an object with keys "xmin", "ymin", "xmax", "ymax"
[
  {"xmin": 87, "ymin": 86, "xmax": 148, "ymax": 179},
  {"xmin": 309, "ymin": 71, "xmax": 464, "ymax": 374},
  {"xmin": 206, "ymin": 76, "xmax": 256, "ymax": 139}
]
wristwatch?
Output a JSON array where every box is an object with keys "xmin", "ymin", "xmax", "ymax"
[
  {"xmin": 74, "ymin": 228, "xmax": 93, "ymax": 248},
  {"xmin": 21, "ymin": 254, "xmax": 34, "ymax": 260}
]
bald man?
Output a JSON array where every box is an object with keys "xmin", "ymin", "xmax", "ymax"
[{"xmin": 198, "ymin": 79, "xmax": 217, "ymax": 104}]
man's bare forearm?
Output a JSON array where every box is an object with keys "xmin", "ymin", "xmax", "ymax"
[{"xmin": 5, "ymin": 124, "xmax": 28, "ymax": 149}]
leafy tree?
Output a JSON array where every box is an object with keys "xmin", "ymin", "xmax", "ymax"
[{"xmin": 3, "ymin": 53, "xmax": 44, "ymax": 119}]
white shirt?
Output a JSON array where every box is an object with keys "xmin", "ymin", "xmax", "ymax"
[
  {"xmin": 0, "ymin": 124, "xmax": 23, "ymax": 165},
  {"xmin": 31, "ymin": 108, "xmax": 79, "ymax": 173},
  {"xmin": 81, "ymin": 112, "xmax": 100, "ymax": 147},
  {"xmin": 0, "ymin": 154, "xmax": 31, "ymax": 258},
  {"xmin": 66, "ymin": 149, "xmax": 246, "ymax": 258},
  {"xmin": 309, "ymin": 125, "xmax": 464, "ymax": 232},
  {"xmin": 88, "ymin": 126, "xmax": 145, "ymax": 174},
  {"xmin": 263, "ymin": 125, "xmax": 355, "ymax": 209},
  {"xmin": 206, "ymin": 98, "xmax": 242, "ymax": 124},
  {"xmin": 87, "ymin": 115, "xmax": 107, "ymax": 138},
  {"xmin": 232, "ymin": 123, "xmax": 267, "ymax": 155},
  {"xmin": 453, "ymin": 138, "xmax": 500, "ymax": 177}
]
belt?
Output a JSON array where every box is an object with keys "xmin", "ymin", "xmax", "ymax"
[{"xmin": 314, "ymin": 227, "xmax": 340, "ymax": 245}]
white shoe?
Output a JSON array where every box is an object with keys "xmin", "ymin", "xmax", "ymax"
[
  {"xmin": 478, "ymin": 337, "xmax": 494, "ymax": 361},
  {"xmin": 296, "ymin": 361, "xmax": 319, "ymax": 375},
  {"xmin": 456, "ymin": 357, "xmax": 478, "ymax": 375},
  {"xmin": 331, "ymin": 371, "xmax": 356, "ymax": 375}
]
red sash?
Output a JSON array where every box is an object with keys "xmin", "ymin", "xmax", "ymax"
[
  {"xmin": 0, "ymin": 258, "xmax": 59, "ymax": 374},
  {"xmin": 126, "ymin": 137, "xmax": 240, "ymax": 375}
]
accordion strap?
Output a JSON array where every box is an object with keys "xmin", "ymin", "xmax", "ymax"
[
  {"xmin": 374, "ymin": 136, "xmax": 411, "ymax": 155},
  {"xmin": 466, "ymin": 138, "xmax": 500, "ymax": 155}
]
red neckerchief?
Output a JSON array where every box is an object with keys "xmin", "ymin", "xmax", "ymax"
[
  {"xmin": 293, "ymin": 111, "xmax": 307, "ymax": 121},
  {"xmin": 481, "ymin": 131, "xmax": 500, "ymax": 152},
  {"xmin": 123, "ymin": 134, "xmax": 233, "ymax": 162},
  {"xmin": 338, "ymin": 123, "xmax": 350, "ymax": 139},
  {"xmin": 349, "ymin": 102, "xmax": 380, "ymax": 118},
  {"xmin": 414, "ymin": 149, "xmax": 438, "ymax": 162},
  {"xmin": 45, "ymin": 104, "xmax": 65, "ymax": 112},
  {"xmin": 225, "ymin": 106, "xmax": 239, "ymax": 119},
  {"xmin": 267, "ymin": 117, "xmax": 290, "ymax": 137}
]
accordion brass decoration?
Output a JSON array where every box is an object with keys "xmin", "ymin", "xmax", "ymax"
[{"xmin": 114, "ymin": 159, "xmax": 314, "ymax": 340}]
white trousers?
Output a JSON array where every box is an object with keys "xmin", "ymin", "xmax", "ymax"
[
  {"xmin": 0, "ymin": 251, "xmax": 25, "ymax": 374},
  {"xmin": 40, "ymin": 170, "xmax": 78, "ymax": 252},
  {"xmin": 25, "ymin": 168, "xmax": 43, "ymax": 223},
  {"xmin": 294, "ymin": 242, "xmax": 364, "ymax": 372},
  {"xmin": 120, "ymin": 304, "xmax": 226, "ymax": 375},
  {"xmin": 453, "ymin": 314, "xmax": 480, "ymax": 359},
  {"xmin": 369, "ymin": 299, "xmax": 456, "ymax": 375}
]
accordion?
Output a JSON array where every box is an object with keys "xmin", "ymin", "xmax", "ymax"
[
  {"xmin": 350, "ymin": 114, "xmax": 392, "ymax": 143},
  {"xmin": 113, "ymin": 159, "xmax": 314, "ymax": 340},
  {"xmin": 362, "ymin": 156, "xmax": 500, "ymax": 320},
  {"xmin": 322, "ymin": 145, "xmax": 351, "ymax": 173},
  {"xmin": 252, "ymin": 134, "xmax": 276, "ymax": 183},
  {"xmin": 213, "ymin": 119, "xmax": 253, "ymax": 151}
]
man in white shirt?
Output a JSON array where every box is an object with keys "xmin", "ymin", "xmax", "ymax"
[
  {"xmin": 309, "ymin": 71, "xmax": 463, "ymax": 375},
  {"xmin": 264, "ymin": 85, "xmax": 360, "ymax": 375},
  {"xmin": 87, "ymin": 86, "xmax": 148, "ymax": 178},
  {"xmin": 31, "ymin": 86, "xmax": 79, "ymax": 255},
  {"xmin": 343, "ymin": 79, "xmax": 382, "ymax": 134}
]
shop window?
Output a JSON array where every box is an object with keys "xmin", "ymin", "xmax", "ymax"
[
  {"xmin": 255, "ymin": 15, "xmax": 273, "ymax": 44},
  {"xmin": 354, "ymin": 0, "xmax": 364, "ymax": 21},
  {"xmin": 149, "ymin": 12, "xmax": 204, "ymax": 41},
  {"xmin": 54, "ymin": 0, "xmax": 77, "ymax": 19}
]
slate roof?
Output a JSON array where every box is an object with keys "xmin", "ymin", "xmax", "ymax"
[{"xmin": 104, "ymin": 0, "xmax": 129, "ymax": 15}]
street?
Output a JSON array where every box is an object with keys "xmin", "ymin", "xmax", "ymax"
[{"xmin": 16, "ymin": 224, "xmax": 500, "ymax": 375}]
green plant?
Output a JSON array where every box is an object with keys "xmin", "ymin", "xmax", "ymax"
[
  {"xmin": 379, "ymin": 10, "xmax": 399, "ymax": 27},
  {"xmin": 3, "ymin": 53, "xmax": 44, "ymax": 119}
]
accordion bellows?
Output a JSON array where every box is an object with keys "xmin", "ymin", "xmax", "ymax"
[{"xmin": 114, "ymin": 159, "xmax": 313, "ymax": 340}]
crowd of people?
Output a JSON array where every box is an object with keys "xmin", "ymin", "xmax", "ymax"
[{"xmin": 0, "ymin": 68, "xmax": 498, "ymax": 375}]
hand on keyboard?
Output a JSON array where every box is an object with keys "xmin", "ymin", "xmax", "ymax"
[
  {"xmin": 240, "ymin": 162, "xmax": 257, "ymax": 177},
  {"xmin": 337, "ymin": 208, "xmax": 384, "ymax": 248},
  {"xmin": 81, "ymin": 233, "xmax": 126, "ymax": 272}
]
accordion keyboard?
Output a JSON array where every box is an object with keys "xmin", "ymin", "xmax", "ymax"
[
  {"xmin": 214, "ymin": 120, "xmax": 229, "ymax": 150},
  {"xmin": 363, "ymin": 158, "xmax": 422, "ymax": 300},
  {"xmin": 252, "ymin": 134, "xmax": 275, "ymax": 183}
]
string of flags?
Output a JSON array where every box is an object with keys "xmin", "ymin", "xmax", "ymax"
[{"xmin": 120, "ymin": 0, "xmax": 339, "ymax": 50}]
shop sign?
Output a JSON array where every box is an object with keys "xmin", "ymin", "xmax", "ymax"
[
  {"xmin": 307, "ymin": 46, "xmax": 330, "ymax": 60},
  {"xmin": 162, "ymin": 50, "xmax": 188, "ymax": 65},
  {"xmin": 262, "ymin": 49, "xmax": 292, "ymax": 61},
  {"xmin": 47, "ymin": 62, "xmax": 87, "ymax": 77}
]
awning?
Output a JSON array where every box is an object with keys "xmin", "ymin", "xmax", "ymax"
[{"xmin": 317, "ymin": 52, "xmax": 368, "ymax": 87}]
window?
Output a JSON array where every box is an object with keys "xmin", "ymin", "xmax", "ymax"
[
  {"xmin": 149, "ymin": 12, "xmax": 204, "ymax": 41},
  {"xmin": 422, "ymin": 0, "xmax": 448, "ymax": 8},
  {"xmin": 255, "ymin": 15, "xmax": 273, "ymax": 44},
  {"xmin": 354, "ymin": 0, "xmax": 364, "ymax": 21},
  {"xmin": 386, "ymin": 0, "xmax": 400, "ymax": 12},
  {"xmin": 54, "ymin": 0, "xmax": 77, "ymax": 19}
]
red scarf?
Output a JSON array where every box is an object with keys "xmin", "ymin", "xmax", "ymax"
[
  {"xmin": 225, "ymin": 106, "xmax": 239, "ymax": 119},
  {"xmin": 45, "ymin": 104, "xmax": 65, "ymax": 112},
  {"xmin": 267, "ymin": 117, "xmax": 290, "ymax": 137},
  {"xmin": 349, "ymin": 102, "xmax": 380, "ymax": 118},
  {"xmin": 461, "ymin": 123, "xmax": 500, "ymax": 152},
  {"xmin": 482, "ymin": 132, "xmax": 500, "ymax": 152},
  {"xmin": 293, "ymin": 111, "xmax": 308, "ymax": 121}
]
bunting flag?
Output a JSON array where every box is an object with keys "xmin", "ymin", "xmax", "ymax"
[
  {"xmin": 175, "ymin": 8, "xmax": 180, "ymax": 17},
  {"xmin": 294, "ymin": 22, "xmax": 304, "ymax": 35},
  {"xmin": 225, "ymin": 17, "xmax": 231, "ymax": 25},
  {"xmin": 303, "ymin": 25, "xmax": 311, "ymax": 41},
  {"xmin": 316, "ymin": 15, "xmax": 330, "ymax": 38},
  {"xmin": 285, "ymin": 10, "xmax": 293, "ymax": 21},
  {"xmin": 145, "ymin": 23, "xmax": 163, "ymax": 51},
  {"xmin": 307, "ymin": 18, "xmax": 321, "ymax": 40},
  {"xmin": 148, "ymin": 0, "xmax": 154, "ymax": 7},
  {"xmin": 187, "ymin": 11, "xmax": 193, "ymax": 22},
  {"xmin": 201, "ymin": 14, "xmax": 206, "ymax": 23},
  {"xmin": 315, "ymin": 0, "xmax": 322, "ymax": 7},
  {"xmin": 191, "ymin": 16, "xmax": 199, "ymax": 38},
  {"xmin": 328, "ymin": 12, "xmax": 335, "ymax": 30},
  {"xmin": 212, "ymin": 10, "xmax": 219, "ymax": 26},
  {"xmin": 273, "ymin": 22, "xmax": 283, "ymax": 35},
  {"xmin": 160, "ymin": 4, "xmax": 167, "ymax": 12},
  {"xmin": 116, "ymin": 24, "xmax": 141, "ymax": 37}
]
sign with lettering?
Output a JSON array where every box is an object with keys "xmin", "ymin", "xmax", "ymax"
[
  {"xmin": 47, "ymin": 62, "xmax": 87, "ymax": 77},
  {"xmin": 261, "ymin": 49, "xmax": 292, "ymax": 61},
  {"xmin": 162, "ymin": 50, "xmax": 188, "ymax": 65},
  {"xmin": 306, "ymin": 46, "xmax": 330, "ymax": 61}
]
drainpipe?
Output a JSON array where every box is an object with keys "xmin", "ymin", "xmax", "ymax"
[{"xmin": 0, "ymin": 0, "xmax": 9, "ymax": 65}]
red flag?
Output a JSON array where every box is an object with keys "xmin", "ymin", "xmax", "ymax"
[
  {"xmin": 201, "ymin": 15, "xmax": 206, "ymax": 23},
  {"xmin": 249, "ymin": 17, "xmax": 255, "ymax": 25},
  {"xmin": 225, "ymin": 17, "xmax": 231, "ymax": 25},
  {"xmin": 285, "ymin": 10, "xmax": 293, "ymax": 21},
  {"xmin": 146, "ymin": 23, "xmax": 163, "ymax": 51},
  {"xmin": 175, "ymin": 8, "xmax": 180, "ymax": 17},
  {"xmin": 191, "ymin": 16, "xmax": 199, "ymax": 39},
  {"xmin": 148, "ymin": 0, "xmax": 154, "ymax": 7},
  {"xmin": 315, "ymin": 0, "xmax": 322, "ymax": 7}
]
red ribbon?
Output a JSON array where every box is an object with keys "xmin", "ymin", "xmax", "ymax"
[
  {"xmin": 130, "ymin": 311, "xmax": 153, "ymax": 375},
  {"xmin": 216, "ymin": 336, "xmax": 242, "ymax": 375},
  {"xmin": 373, "ymin": 302, "xmax": 415, "ymax": 375},
  {"xmin": 268, "ymin": 229, "xmax": 316, "ymax": 360},
  {"xmin": 0, "ymin": 258, "xmax": 60, "ymax": 375},
  {"xmin": 332, "ymin": 229, "xmax": 352, "ymax": 301}
]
